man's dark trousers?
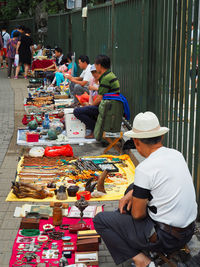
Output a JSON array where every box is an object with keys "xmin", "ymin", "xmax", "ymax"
[
  {"xmin": 73, "ymin": 105, "xmax": 99, "ymax": 131},
  {"xmin": 93, "ymin": 184, "xmax": 195, "ymax": 265}
]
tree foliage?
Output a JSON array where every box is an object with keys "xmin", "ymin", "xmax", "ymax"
[
  {"xmin": 0, "ymin": 0, "xmax": 107, "ymax": 22},
  {"xmin": 0, "ymin": 0, "xmax": 66, "ymax": 21}
]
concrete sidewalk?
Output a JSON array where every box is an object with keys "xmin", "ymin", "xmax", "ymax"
[{"xmin": 0, "ymin": 69, "xmax": 199, "ymax": 267}]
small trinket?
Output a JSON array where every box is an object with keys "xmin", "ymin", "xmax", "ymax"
[
  {"xmin": 55, "ymin": 185, "xmax": 68, "ymax": 200},
  {"xmin": 75, "ymin": 196, "xmax": 89, "ymax": 224},
  {"xmin": 53, "ymin": 206, "xmax": 63, "ymax": 226}
]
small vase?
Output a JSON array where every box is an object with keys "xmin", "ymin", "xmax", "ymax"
[
  {"xmin": 42, "ymin": 114, "xmax": 50, "ymax": 129},
  {"xmin": 53, "ymin": 206, "xmax": 63, "ymax": 226}
]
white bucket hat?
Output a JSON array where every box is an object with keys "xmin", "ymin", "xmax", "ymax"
[
  {"xmin": 90, "ymin": 64, "xmax": 96, "ymax": 72},
  {"xmin": 124, "ymin": 111, "xmax": 169, "ymax": 138}
]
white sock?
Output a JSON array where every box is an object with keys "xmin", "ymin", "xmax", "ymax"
[{"xmin": 148, "ymin": 262, "xmax": 156, "ymax": 267}]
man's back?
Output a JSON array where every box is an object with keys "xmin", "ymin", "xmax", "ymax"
[
  {"xmin": 98, "ymin": 70, "xmax": 120, "ymax": 95},
  {"xmin": 134, "ymin": 147, "xmax": 197, "ymax": 227}
]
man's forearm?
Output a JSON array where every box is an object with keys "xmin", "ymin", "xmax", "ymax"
[
  {"xmin": 71, "ymin": 78, "xmax": 87, "ymax": 87},
  {"xmin": 70, "ymin": 77, "xmax": 83, "ymax": 82},
  {"xmin": 93, "ymin": 95, "xmax": 102, "ymax": 106}
]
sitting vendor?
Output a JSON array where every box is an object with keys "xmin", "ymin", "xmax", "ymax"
[
  {"xmin": 73, "ymin": 55, "xmax": 120, "ymax": 139},
  {"xmin": 67, "ymin": 55, "xmax": 93, "ymax": 103},
  {"xmin": 66, "ymin": 52, "xmax": 78, "ymax": 77},
  {"xmin": 33, "ymin": 44, "xmax": 43, "ymax": 57},
  {"xmin": 50, "ymin": 57, "xmax": 69, "ymax": 87},
  {"xmin": 44, "ymin": 47, "xmax": 64, "ymax": 82},
  {"xmin": 93, "ymin": 112, "xmax": 197, "ymax": 267}
]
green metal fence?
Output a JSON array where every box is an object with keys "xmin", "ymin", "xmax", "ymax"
[
  {"xmin": 7, "ymin": 0, "xmax": 200, "ymax": 215},
  {"xmin": 148, "ymin": 0, "xmax": 200, "ymax": 215}
]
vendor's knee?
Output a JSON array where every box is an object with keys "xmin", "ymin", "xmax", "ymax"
[
  {"xmin": 73, "ymin": 107, "xmax": 81, "ymax": 119},
  {"xmin": 93, "ymin": 212, "xmax": 105, "ymax": 231}
]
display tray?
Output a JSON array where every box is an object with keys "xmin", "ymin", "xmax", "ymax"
[
  {"xmin": 6, "ymin": 155, "xmax": 135, "ymax": 202},
  {"xmin": 17, "ymin": 129, "xmax": 97, "ymax": 146},
  {"xmin": 9, "ymin": 211, "xmax": 99, "ymax": 267}
]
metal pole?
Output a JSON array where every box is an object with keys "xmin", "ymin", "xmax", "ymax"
[{"xmin": 111, "ymin": 0, "xmax": 115, "ymax": 68}]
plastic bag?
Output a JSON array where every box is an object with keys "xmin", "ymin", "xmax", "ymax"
[
  {"xmin": 14, "ymin": 54, "xmax": 19, "ymax": 67},
  {"xmin": 44, "ymin": 145, "xmax": 73, "ymax": 157},
  {"xmin": 29, "ymin": 146, "xmax": 45, "ymax": 157},
  {"xmin": 76, "ymin": 92, "xmax": 89, "ymax": 105}
]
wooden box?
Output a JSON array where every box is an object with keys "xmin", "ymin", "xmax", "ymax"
[
  {"xmin": 20, "ymin": 218, "xmax": 40, "ymax": 229},
  {"xmin": 76, "ymin": 237, "xmax": 99, "ymax": 252}
]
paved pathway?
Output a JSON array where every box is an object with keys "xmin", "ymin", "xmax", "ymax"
[
  {"xmin": 0, "ymin": 70, "xmax": 14, "ymax": 167},
  {"xmin": 0, "ymin": 69, "xmax": 199, "ymax": 267}
]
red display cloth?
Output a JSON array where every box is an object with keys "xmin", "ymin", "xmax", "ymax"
[
  {"xmin": 9, "ymin": 215, "xmax": 98, "ymax": 267},
  {"xmin": 32, "ymin": 59, "xmax": 55, "ymax": 71}
]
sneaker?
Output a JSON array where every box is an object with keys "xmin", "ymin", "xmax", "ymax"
[
  {"xmin": 8, "ymin": 76, "xmax": 11, "ymax": 79},
  {"xmin": 1, "ymin": 65, "xmax": 4, "ymax": 69},
  {"xmin": 6, "ymin": 65, "xmax": 8, "ymax": 68},
  {"xmin": 14, "ymin": 76, "xmax": 18, "ymax": 79}
]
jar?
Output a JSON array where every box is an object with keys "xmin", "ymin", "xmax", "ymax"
[
  {"xmin": 50, "ymin": 118, "xmax": 64, "ymax": 134},
  {"xmin": 53, "ymin": 206, "xmax": 62, "ymax": 226}
]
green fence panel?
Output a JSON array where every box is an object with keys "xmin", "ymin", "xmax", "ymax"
[
  {"xmin": 46, "ymin": 15, "xmax": 61, "ymax": 48},
  {"xmin": 112, "ymin": 0, "xmax": 149, "ymax": 120},
  {"xmin": 59, "ymin": 14, "xmax": 69, "ymax": 54},
  {"xmin": 87, "ymin": 4, "xmax": 112, "ymax": 63},
  {"xmin": 71, "ymin": 10, "xmax": 86, "ymax": 62}
]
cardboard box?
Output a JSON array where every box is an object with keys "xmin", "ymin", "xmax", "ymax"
[
  {"xmin": 64, "ymin": 108, "xmax": 86, "ymax": 138},
  {"xmin": 75, "ymin": 251, "xmax": 98, "ymax": 265}
]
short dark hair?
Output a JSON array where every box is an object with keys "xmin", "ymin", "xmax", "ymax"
[
  {"xmin": 55, "ymin": 47, "xmax": 62, "ymax": 53},
  {"xmin": 67, "ymin": 52, "xmax": 73, "ymax": 61},
  {"xmin": 139, "ymin": 136, "xmax": 162, "ymax": 145},
  {"xmin": 79, "ymin": 55, "xmax": 90, "ymax": 64},
  {"xmin": 25, "ymin": 28, "xmax": 31, "ymax": 34},
  {"xmin": 60, "ymin": 57, "xmax": 68, "ymax": 65},
  {"xmin": 13, "ymin": 31, "xmax": 20, "ymax": 38},
  {"xmin": 18, "ymin": 25, "xmax": 25, "ymax": 31},
  {"xmin": 95, "ymin": 55, "xmax": 110, "ymax": 69}
]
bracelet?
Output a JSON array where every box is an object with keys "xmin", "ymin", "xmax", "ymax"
[
  {"xmin": 48, "ymin": 231, "xmax": 64, "ymax": 240},
  {"xmin": 38, "ymin": 235, "xmax": 49, "ymax": 242},
  {"xmin": 60, "ymin": 224, "xmax": 69, "ymax": 230},
  {"xmin": 43, "ymin": 224, "xmax": 54, "ymax": 231},
  {"xmin": 20, "ymin": 229, "xmax": 40, "ymax": 237}
]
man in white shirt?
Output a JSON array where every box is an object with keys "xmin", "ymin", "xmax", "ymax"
[
  {"xmin": 94, "ymin": 111, "xmax": 197, "ymax": 267},
  {"xmin": 68, "ymin": 55, "xmax": 93, "ymax": 103},
  {"xmin": 0, "ymin": 26, "xmax": 10, "ymax": 68}
]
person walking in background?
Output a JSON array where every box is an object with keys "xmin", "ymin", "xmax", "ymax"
[
  {"xmin": 0, "ymin": 34, "xmax": 3, "ymax": 51},
  {"xmin": 7, "ymin": 31, "xmax": 20, "ymax": 78},
  {"xmin": 0, "ymin": 26, "xmax": 10, "ymax": 69},
  {"xmin": 15, "ymin": 28, "xmax": 34, "ymax": 79}
]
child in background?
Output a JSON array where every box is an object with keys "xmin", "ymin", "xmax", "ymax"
[
  {"xmin": 51, "ymin": 57, "xmax": 69, "ymax": 87},
  {"xmin": 88, "ymin": 64, "xmax": 99, "ymax": 105}
]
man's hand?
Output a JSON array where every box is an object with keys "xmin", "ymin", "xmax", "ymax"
[
  {"xmin": 66, "ymin": 74, "xmax": 72, "ymax": 81},
  {"xmin": 119, "ymin": 189, "xmax": 133, "ymax": 214},
  {"xmin": 82, "ymin": 102, "xmax": 90, "ymax": 106}
]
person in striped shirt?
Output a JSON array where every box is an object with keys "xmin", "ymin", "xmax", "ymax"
[{"xmin": 73, "ymin": 55, "xmax": 120, "ymax": 139}]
